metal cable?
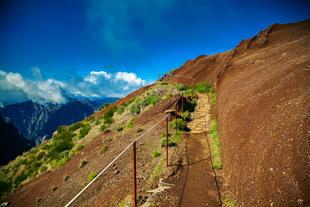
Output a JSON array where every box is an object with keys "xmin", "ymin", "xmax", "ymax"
[{"xmin": 64, "ymin": 75, "xmax": 195, "ymax": 207}]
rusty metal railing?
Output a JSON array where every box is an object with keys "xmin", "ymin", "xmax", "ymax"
[{"xmin": 64, "ymin": 74, "xmax": 195, "ymax": 207}]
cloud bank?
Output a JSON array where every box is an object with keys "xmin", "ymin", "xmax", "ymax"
[{"xmin": 0, "ymin": 69, "xmax": 151, "ymax": 106}]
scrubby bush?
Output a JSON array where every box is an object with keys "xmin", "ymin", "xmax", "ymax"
[
  {"xmin": 149, "ymin": 95, "xmax": 160, "ymax": 105},
  {"xmin": 169, "ymin": 118, "xmax": 186, "ymax": 131},
  {"xmin": 99, "ymin": 124, "xmax": 106, "ymax": 132},
  {"xmin": 130, "ymin": 103, "xmax": 140, "ymax": 114},
  {"xmin": 117, "ymin": 105, "xmax": 126, "ymax": 114},
  {"xmin": 100, "ymin": 103, "xmax": 110, "ymax": 110},
  {"xmin": 125, "ymin": 118, "xmax": 135, "ymax": 130},
  {"xmin": 95, "ymin": 119, "xmax": 102, "ymax": 126},
  {"xmin": 36, "ymin": 151, "xmax": 45, "ymax": 160},
  {"xmin": 128, "ymin": 97, "xmax": 136, "ymax": 105},
  {"xmin": 103, "ymin": 117, "xmax": 114, "ymax": 124},
  {"xmin": 76, "ymin": 144, "xmax": 84, "ymax": 151},
  {"xmin": 152, "ymin": 150, "xmax": 161, "ymax": 158},
  {"xmin": 103, "ymin": 106, "xmax": 117, "ymax": 123},
  {"xmin": 163, "ymin": 93, "xmax": 173, "ymax": 100},
  {"xmin": 100, "ymin": 145, "xmax": 108, "ymax": 155},
  {"xmin": 180, "ymin": 110, "xmax": 190, "ymax": 121},
  {"xmin": 79, "ymin": 123, "xmax": 91, "ymax": 138},
  {"xmin": 56, "ymin": 126, "xmax": 67, "ymax": 134},
  {"xmin": 194, "ymin": 82, "xmax": 212, "ymax": 93},
  {"xmin": 115, "ymin": 126, "xmax": 123, "ymax": 131},
  {"xmin": 39, "ymin": 165, "xmax": 47, "ymax": 173},
  {"xmin": 161, "ymin": 137, "xmax": 175, "ymax": 147},
  {"xmin": 85, "ymin": 115, "xmax": 95, "ymax": 122},
  {"xmin": 88, "ymin": 172, "xmax": 97, "ymax": 182},
  {"xmin": 160, "ymin": 131, "xmax": 175, "ymax": 147},
  {"xmin": 176, "ymin": 84, "xmax": 190, "ymax": 91},
  {"xmin": 160, "ymin": 82, "xmax": 168, "ymax": 85},
  {"xmin": 68, "ymin": 122, "xmax": 84, "ymax": 132}
]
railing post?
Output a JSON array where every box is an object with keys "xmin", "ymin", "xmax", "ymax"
[
  {"xmin": 175, "ymin": 105, "xmax": 177, "ymax": 134},
  {"xmin": 166, "ymin": 117, "xmax": 168, "ymax": 167},
  {"xmin": 181, "ymin": 93, "xmax": 184, "ymax": 113},
  {"xmin": 132, "ymin": 142, "xmax": 137, "ymax": 207}
]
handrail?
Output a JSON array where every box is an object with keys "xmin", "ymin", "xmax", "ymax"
[{"xmin": 64, "ymin": 74, "xmax": 195, "ymax": 207}]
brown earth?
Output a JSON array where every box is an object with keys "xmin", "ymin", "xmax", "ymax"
[
  {"xmin": 2, "ymin": 19, "xmax": 310, "ymax": 207},
  {"xmin": 169, "ymin": 19, "xmax": 310, "ymax": 206}
]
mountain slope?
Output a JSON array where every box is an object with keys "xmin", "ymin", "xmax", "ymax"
[
  {"xmin": 0, "ymin": 116, "xmax": 34, "ymax": 165},
  {"xmin": 1, "ymin": 20, "xmax": 309, "ymax": 207},
  {"xmin": 170, "ymin": 19, "xmax": 310, "ymax": 206}
]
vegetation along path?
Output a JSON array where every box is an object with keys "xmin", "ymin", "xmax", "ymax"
[{"xmin": 179, "ymin": 93, "xmax": 221, "ymax": 206}]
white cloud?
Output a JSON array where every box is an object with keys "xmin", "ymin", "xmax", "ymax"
[
  {"xmin": 84, "ymin": 70, "xmax": 111, "ymax": 84},
  {"xmin": 90, "ymin": 71, "xmax": 111, "ymax": 79},
  {"xmin": 0, "ymin": 69, "xmax": 153, "ymax": 105},
  {"xmin": 114, "ymin": 72, "xmax": 145, "ymax": 86},
  {"xmin": 0, "ymin": 71, "xmax": 67, "ymax": 105}
]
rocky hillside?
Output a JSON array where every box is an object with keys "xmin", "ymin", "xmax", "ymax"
[
  {"xmin": 170, "ymin": 19, "xmax": 310, "ymax": 206},
  {"xmin": 0, "ymin": 115, "xmax": 34, "ymax": 165},
  {"xmin": 0, "ymin": 98, "xmax": 118, "ymax": 144},
  {"xmin": 0, "ymin": 20, "xmax": 309, "ymax": 207}
]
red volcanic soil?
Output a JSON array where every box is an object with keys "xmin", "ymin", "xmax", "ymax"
[
  {"xmin": 170, "ymin": 19, "xmax": 310, "ymax": 206},
  {"xmin": 2, "ymin": 19, "xmax": 309, "ymax": 207}
]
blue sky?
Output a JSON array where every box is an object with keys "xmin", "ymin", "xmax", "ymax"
[{"xmin": 0, "ymin": 0, "xmax": 309, "ymax": 105}]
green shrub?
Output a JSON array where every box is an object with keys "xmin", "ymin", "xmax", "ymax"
[
  {"xmin": 95, "ymin": 119, "xmax": 102, "ymax": 126},
  {"xmin": 103, "ymin": 117, "xmax": 114, "ymax": 124},
  {"xmin": 100, "ymin": 145, "xmax": 108, "ymax": 155},
  {"xmin": 194, "ymin": 82, "xmax": 212, "ymax": 93},
  {"xmin": 161, "ymin": 137, "xmax": 175, "ymax": 147},
  {"xmin": 130, "ymin": 103, "xmax": 140, "ymax": 114},
  {"xmin": 163, "ymin": 93, "xmax": 173, "ymax": 100},
  {"xmin": 68, "ymin": 122, "xmax": 84, "ymax": 131},
  {"xmin": 151, "ymin": 159, "xmax": 163, "ymax": 180},
  {"xmin": 79, "ymin": 123, "xmax": 91, "ymax": 138},
  {"xmin": 76, "ymin": 144, "xmax": 84, "ymax": 151},
  {"xmin": 176, "ymin": 84, "xmax": 190, "ymax": 91},
  {"xmin": 115, "ymin": 126, "xmax": 123, "ymax": 131},
  {"xmin": 13, "ymin": 171, "xmax": 28, "ymax": 188},
  {"xmin": 88, "ymin": 172, "xmax": 97, "ymax": 182},
  {"xmin": 149, "ymin": 95, "xmax": 160, "ymax": 105},
  {"xmin": 223, "ymin": 198, "xmax": 238, "ymax": 207},
  {"xmin": 160, "ymin": 82, "xmax": 168, "ymax": 85},
  {"xmin": 180, "ymin": 110, "xmax": 190, "ymax": 121},
  {"xmin": 128, "ymin": 97, "xmax": 136, "ymax": 104},
  {"xmin": 210, "ymin": 94, "xmax": 216, "ymax": 106},
  {"xmin": 208, "ymin": 120, "xmax": 222, "ymax": 169},
  {"xmin": 104, "ymin": 106, "xmax": 117, "ymax": 119},
  {"xmin": 169, "ymin": 118, "xmax": 186, "ymax": 131},
  {"xmin": 125, "ymin": 118, "xmax": 135, "ymax": 130},
  {"xmin": 57, "ymin": 157, "xmax": 69, "ymax": 168},
  {"xmin": 100, "ymin": 103, "xmax": 110, "ymax": 110},
  {"xmin": 99, "ymin": 124, "xmax": 106, "ymax": 132},
  {"xmin": 0, "ymin": 179, "xmax": 12, "ymax": 197},
  {"xmin": 56, "ymin": 126, "xmax": 67, "ymax": 134},
  {"xmin": 36, "ymin": 151, "xmax": 45, "ymax": 160},
  {"xmin": 117, "ymin": 105, "xmax": 126, "ymax": 114},
  {"xmin": 39, "ymin": 165, "xmax": 47, "ymax": 173},
  {"xmin": 85, "ymin": 115, "xmax": 95, "ymax": 122},
  {"xmin": 152, "ymin": 150, "xmax": 161, "ymax": 158}
]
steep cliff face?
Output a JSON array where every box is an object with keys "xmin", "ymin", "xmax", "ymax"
[
  {"xmin": 0, "ymin": 98, "xmax": 117, "ymax": 143},
  {"xmin": 0, "ymin": 116, "xmax": 34, "ymax": 165},
  {"xmin": 171, "ymin": 20, "xmax": 310, "ymax": 206}
]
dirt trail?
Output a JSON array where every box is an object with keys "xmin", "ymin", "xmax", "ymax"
[{"xmin": 177, "ymin": 94, "xmax": 221, "ymax": 207}]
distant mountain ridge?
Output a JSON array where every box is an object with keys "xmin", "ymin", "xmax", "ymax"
[
  {"xmin": 0, "ymin": 115, "xmax": 34, "ymax": 165},
  {"xmin": 0, "ymin": 97, "xmax": 118, "ymax": 144}
]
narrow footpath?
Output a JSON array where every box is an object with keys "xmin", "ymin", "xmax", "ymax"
[{"xmin": 178, "ymin": 93, "xmax": 221, "ymax": 206}]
